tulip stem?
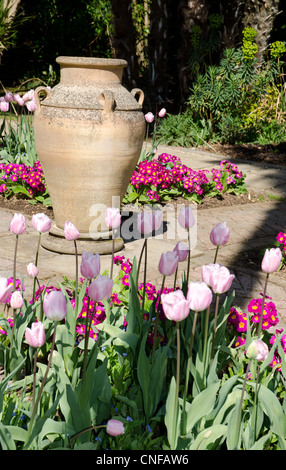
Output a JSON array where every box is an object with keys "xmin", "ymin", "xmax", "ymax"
[
  {"xmin": 203, "ymin": 305, "xmax": 210, "ymax": 366},
  {"xmin": 137, "ymin": 238, "xmax": 147, "ymax": 288},
  {"xmin": 182, "ymin": 310, "xmax": 198, "ymax": 436},
  {"xmin": 25, "ymin": 321, "xmax": 58, "ymax": 447},
  {"xmin": 32, "ymin": 349, "xmax": 38, "ymax": 405},
  {"xmin": 186, "ymin": 229, "xmax": 191, "ymax": 285},
  {"xmin": 11, "ymin": 234, "xmax": 19, "ymax": 348},
  {"xmin": 234, "ymin": 359, "xmax": 251, "ymax": 450},
  {"xmin": 141, "ymin": 239, "xmax": 148, "ymax": 317},
  {"xmin": 213, "ymin": 245, "xmax": 219, "ymax": 264},
  {"xmin": 74, "ymin": 240, "xmax": 79, "ymax": 315},
  {"xmin": 257, "ymin": 273, "xmax": 269, "ymax": 338},
  {"xmin": 33, "ymin": 232, "xmax": 41, "ymax": 303},
  {"xmin": 82, "ymin": 294, "xmax": 95, "ymax": 384},
  {"xmin": 110, "ymin": 231, "xmax": 115, "ymax": 279},
  {"xmin": 152, "ymin": 274, "xmax": 165, "ymax": 365},
  {"xmin": 174, "ymin": 321, "xmax": 180, "ymax": 432},
  {"xmin": 211, "ymin": 294, "xmax": 220, "ymax": 362},
  {"xmin": 173, "ymin": 266, "xmax": 178, "ymax": 291}
]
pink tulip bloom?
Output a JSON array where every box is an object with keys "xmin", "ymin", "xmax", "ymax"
[
  {"xmin": 161, "ymin": 290, "xmax": 190, "ymax": 322},
  {"xmin": 137, "ymin": 210, "xmax": 162, "ymax": 235},
  {"xmin": 145, "ymin": 112, "xmax": 154, "ymax": 123},
  {"xmin": 43, "ymin": 290, "xmax": 67, "ymax": 322},
  {"xmin": 208, "ymin": 264, "xmax": 235, "ymax": 294},
  {"xmin": 10, "ymin": 291, "xmax": 24, "ymax": 309},
  {"xmin": 201, "ymin": 263, "xmax": 219, "ymax": 286},
  {"xmin": 0, "ymin": 278, "xmax": 14, "ymax": 303},
  {"xmin": 32, "ymin": 213, "xmax": 52, "ymax": 233},
  {"xmin": 173, "ymin": 241, "xmax": 189, "ymax": 262},
  {"xmin": 13, "ymin": 93, "xmax": 25, "ymax": 106},
  {"xmin": 64, "ymin": 221, "xmax": 80, "ymax": 241},
  {"xmin": 105, "ymin": 207, "xmax": 121, "ymax": 229},
  {"xmin": 25, "ymin": 100, "xmax": 37, "ymax": 112},
  {"xmin": 27, "ymin": 262, "xmax": 39, "ymax": 278},
  {"xmin": 10, "ymin": 213, "xmax": 26, "ymax": 235},
  {"xmin": 25, "ymin": 321, "xmax": 46, "ymax": 348},
  {"xmin": 22, "ymin": 89, "xmax": 35, "ymax": 102},
  {"xmin": 4, "ymin": 92, "xmax": 13, "ymax": 102},
  {"xmin": 247, "ymin": 339, "xmax": 268, "ymax": 362},
  {"xmin": 178, "ymin": 206, "xmax": 195, "ymax": 229},
  {"xmin": 80, "ymin": 251, "xmax": 100, "ymax": 279},
  {"xmin": 106, "ymin": 419, "xmax": 125, "ymax": 436},
  {"xmin": 210, "ymin": 222, "xmax": 230, "ymax": 246},
  {"xmin": 88, "ymin": 275, "xmax": 113, "ymax": 302},
  {"xmin": 158, "ymin": 251, "xmax": 179, "ymax": 276},
  {"xmin": 0, "ymin": 100, "xmax": 9, "ymax": 112},
  {"xmin": 158, "ymin": 108, "xmax": 166, "ymax": 118},
  {"xmin": 261, "ymin": 248, "xmax": 282, "ymax": 273},
  {"xmin": 187, "ymin": 281, "xmax": 212, "ymax": 312}
]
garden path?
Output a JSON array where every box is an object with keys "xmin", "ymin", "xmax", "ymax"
[{"xmin": 0, "ymin": 144, "xmax": 286, "ymax": 327}]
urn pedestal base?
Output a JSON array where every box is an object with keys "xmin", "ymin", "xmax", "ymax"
[{"xmin": 41, "ymin": 224, "xmax": 124, "ymax": 255}]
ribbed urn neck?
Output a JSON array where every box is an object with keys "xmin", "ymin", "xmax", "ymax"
[{"xmin": 56, "ymin": 56, "xmax": 127, "ymax": 85}]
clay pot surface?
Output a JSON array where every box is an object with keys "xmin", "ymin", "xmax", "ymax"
[{"xmin": 33, "ymin": 57, "xmax": 145, "ymax": 253}]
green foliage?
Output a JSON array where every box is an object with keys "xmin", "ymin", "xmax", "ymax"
[{"xmin": 157, "ymin": 29, "xmax": 286, "ymax": 147}]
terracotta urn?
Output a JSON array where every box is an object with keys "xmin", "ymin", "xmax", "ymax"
[{"xmin": 33, "ymin": 56, "xmax": 145, "ymax": 254}]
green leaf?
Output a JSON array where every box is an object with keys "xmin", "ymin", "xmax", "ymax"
[
  {"xmin": 165, "ymin": 377, "xmax": 181, "ymax": 450},
  {"xmin": 186, "ymin": 381, "xmax": 220, "ymax": 433}
]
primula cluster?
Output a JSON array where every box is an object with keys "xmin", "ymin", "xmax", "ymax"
[
  {"xmin": 227, "ymin": 296, "xmax": 286, "ymax": 369},
  {"xmin": 0, "ymin": 160, "xmax": 45, "ymax": 197},
  {"xmin": 129, "ymin": 153, "xmax": 245, "ymax": 204}
]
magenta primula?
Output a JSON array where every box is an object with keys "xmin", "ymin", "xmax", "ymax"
[
  {"xmin": 0, "ymin": 160, "xmax": 45, "ymax": 197},
  {"xmin": 125, "ymin": 153, "xmax": 246, "ymax": 204}
]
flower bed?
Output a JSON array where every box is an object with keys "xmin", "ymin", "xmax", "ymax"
[{"xmin": 0, "ymin": 206, "xmax": 285, "ymax": 451}]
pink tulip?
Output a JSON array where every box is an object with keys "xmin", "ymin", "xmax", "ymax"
[
  {"xmin": 0, "ymin": 100, "xmax": 9, "ymax": 112},
  {"xmin": 173, "ymin": 241, "xmax": 189, "ymax": 262},
  {"xmin": 25, "ymin": 321, "xmax": 46, "ymax": 348},
  {"xmin": 161, "ymin": 290, "xmax": 190, "ymax": 322},
  {"xmin": 80, "ymin": 251, "xmax": 100, "ymax": 279},
  {"xmin": 10, "ymin": 291, "xmax": 24, "ymax": 309},
  {"xmin": 158, "ymin": 251, "xmax": 179, "ymax": 276},
  {"xmin": 158, "ymin": 108, "xmax": 166, "ymax": 118},
  {"xmin": 13, "ymin": 93, "xmax": 24, "ymax": 106},
  {"xmin": 208, "ymin": 264, "xmax": 235, "ymax": 294},
  {"xmin": 43, "ymin": 290, "xmax": 67, "ymax": 322},
  {"xmin": 106, "ymin": 419, "xmax": 125, "ymax": 436},
  {"xmin": 247, "ymin": 339, "xmax": 268, "ymax": 362},
  {"xmin": 105, "ymin": 207, "xmax": 121, "ymax": 229},
  {"xmin": 32, "ymin": 213, "xmax": 52, "ymax": 233},
  {"xmin": 4, "ymin": 92, "xmax": 13, "ymax": 102},
  {"xmin": 0, "ymin": 278, "xmax": 14, "ymax": 303},
  {"xmin": 210, "ymin": 222, "xmax": 230, "ymax": 246},
  {"xmin": 10, "ymin": 213, "xmax": 26, "ymax": 235},
  {"xmin": 88, "ymin": 275, "xmax": 113, "ymax": 302},
  {"xmin": 261, "ymin": 248, "xmax": 282, "ymax": 273},
  {"xmin": 27, "ymin": 262, "xmax": 39, "ymax": 278},
  {"xmin": 137, "ymin": 210, "xmax": 162, "ymax": 235},
  {"xmin": 145, "ymin": 112, "xmax": 154, "ymax": 123},
  {"xmin": 22, "ymin": 89, "xmax": 35, "ymax": 102},
  {"xmin": 25, "ymin": 100, "xmax": 37, "ymax": 112},
  {"xmin": 187, "ymin": 281, "xmax": 212, "ymax": 311},
  {"xmin": 64, "ymin": 221, "xmax": 80, "ymax": 241},
  {"xmin": 178, "ymin": 206, "xmax": 195, "ymax": 229},
  {"xmin": 201, "ymin": 263, "xmax": 219, "ymax": 286}
]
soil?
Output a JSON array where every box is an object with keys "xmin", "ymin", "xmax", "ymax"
[{"xmin": 0, "ymin": 142, "xmax": 285, "ymax": 219}]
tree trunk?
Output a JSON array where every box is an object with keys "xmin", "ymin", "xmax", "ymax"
[
  {"xmin": 110, "ymin": 0, "xmax": 140, "ymax": 90},
  {"xmin": 242, "ymin": 0, "xmax": 281, "ymax": 65}
]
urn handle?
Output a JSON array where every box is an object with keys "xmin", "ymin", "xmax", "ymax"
[
  {"xmin": 98, "ymin": 90, "xmax": 115, "ymax": 114},
  {"xmin": 131, "ymin": 88, "xmax": 144, "ymax": 107},
  {"xmin": 34, "ymin": 86, "xmax": 51, "ymax": 114}
]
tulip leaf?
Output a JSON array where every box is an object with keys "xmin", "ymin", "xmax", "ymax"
[
  {"xmin": 186, "ymin": 381, "xmax": 220, "ymax": 433},
  {"xmin": 165, "ymin": 376, "xmax": 181, "ymax": 450}
]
